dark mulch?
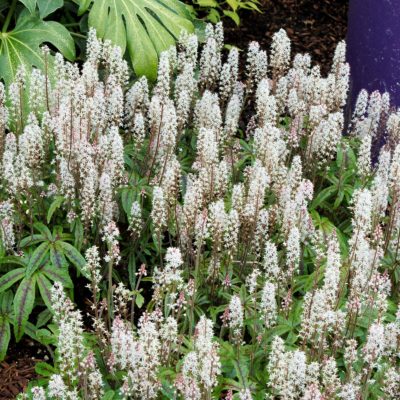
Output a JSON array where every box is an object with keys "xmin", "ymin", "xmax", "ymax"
[
  {"xmin": 223, "ymin": 0, "xmax": 349, "ymax": 75},
  {"xmin": 0, "ymin": 340, "xmax": 48, "ymax": 399}
]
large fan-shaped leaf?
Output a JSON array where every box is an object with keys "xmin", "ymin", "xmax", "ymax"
[
  {"xmin": 87, "ymin": 0, "xmax": 194, "ymax": 80},
  {"xmin": 0, "ymin": 14, "xmax": 75, "ymax": 84}
]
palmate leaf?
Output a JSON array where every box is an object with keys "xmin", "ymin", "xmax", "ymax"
[
  {"xmin": 0, "ymin": 13, "xmax": 75, "ymax": 84},
  {"xmin": 87, "ymin": 0, "xmax": 194, "ymax": 80}
]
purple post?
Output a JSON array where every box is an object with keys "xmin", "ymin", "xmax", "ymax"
[{"xmin": 346, "ymin": 0, "xmax": 400, "ymax": 107}]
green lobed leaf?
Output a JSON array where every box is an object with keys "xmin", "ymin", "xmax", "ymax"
[
  {"xmin": 37, "ymin": 0, "xmax": 64, "ymax": 18},
  {"xmin": 19, "ymin": 0, "xmax": 37, "ymax": 14},
  {"xmin": 13, "ymin": 276, "xmax": 36, "ymax": 341},
  {"xmin": 88, "ymin": 0, "xmax": 194, "ymax": 80},
  {"xmin": 0, "ymin": 14, "xmax": 75, "ymax": 84}
]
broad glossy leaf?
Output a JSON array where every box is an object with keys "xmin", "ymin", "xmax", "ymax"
[
  {"xmin": 19, "ymin": 0, "xmax": 37, "ymax": 14},
  {"xmin": 87, "ymin": 0, "xmax": 194, "ymax": 80},
  {"xmin": 0, "ymin": 14, "xmax": 75, "ymax": 84},
  {"xmin": 13, "ymin": 276, "xmax": 36, "ymax": 341},
  {"xmin": 37, "ymin": 0, "xmax": 64, "ymax": 18}
]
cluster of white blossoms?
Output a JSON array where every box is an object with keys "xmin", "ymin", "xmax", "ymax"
[{"xmin": 5, "ymin": 21, "xmax": 400, "ymax": 400}]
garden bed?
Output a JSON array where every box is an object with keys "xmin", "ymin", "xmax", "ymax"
[{"xmin": 224, "ymin": 0, "xmax": 349, "ymax": 74}]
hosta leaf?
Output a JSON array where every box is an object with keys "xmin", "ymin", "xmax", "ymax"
[
  {"xmin": 0, "ymin": 13, "xmax": 75, "ymax": 84},
  {"xmin": 36, "ymin": 273, "xmax": 53, "ymax": 311},
  {"xmin": 13, "ymin": 276, "xmax": 36, "ymax": 341},
  {"xmin": 26, "ymin": 242, "xmax": 50, "ymax": 277},
  {"xmin": 87, "ymin": 0, "xmax": 194, "ymax": 80},
  {"xmin": 0, "ymin": 317, "xmax": 10, "ymax": 361},
  {"xmin": 0, "ymin": 268, "xmax": 26, "ymax": 294}
]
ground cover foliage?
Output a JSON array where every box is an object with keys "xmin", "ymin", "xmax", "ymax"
[{"xmin": 0, "ymin": 23, "xmax": 399, "ymax": 399}]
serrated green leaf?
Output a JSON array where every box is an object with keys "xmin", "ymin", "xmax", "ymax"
[
  {"xmin": 0, "ymin": 317, "xmax": 10, "ymax": 361},
  {"xmin": 0, "ymin": 14, "xmax": 75, "ymax": 84},
  {"xmin": 37, "ymin": 0, "xmax": 63, "ymax": 18},
  {"xmin": 88, "ymin": 0, "xmax": 194, "ymax": 80},
  {"xmin": 47, "ymin": 195, "xmax": 65, "ymax": 223},
  {"xmin": 36, "ymin": 273, "xmax": 53, "ymax": 310},
  {"xmin": 0, "ymin": 268, "xmax": 26, "ymax": 294},
  {"xmin": 26, "ymin": 242, "xmax": 50, "ymax": 277},
  {"xmin": 13, "ymin": 276, "xmax": 36, "ymax": 341}
]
